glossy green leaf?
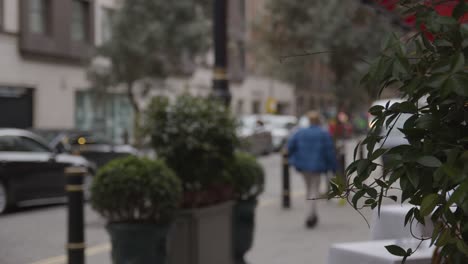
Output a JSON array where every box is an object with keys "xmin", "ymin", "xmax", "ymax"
[
  {"xmin": 453, "ymin": 1, "xmax": 468, "ymax": 19},
  {"xmin": 385, "ymin": 245, "xmax": 408, "ymax": 257},
  {"xmin": 369, "ymin": 105, "xmax": 384, "ymax": 116},
  {"xmin": 415, "ymin": 114, "xmax": 439, "ymax": 130},
  {"xmin": 435, "ymin": 16, "xmax": 457, "ymax": 25},
  {"xmin": 370, "ymin": 148, "xmax": 387, "ymax": 161},
  {"xmin": 366, "ymin": 188, "xmax": 378, "ymax": 199},
  {"xmin": 417, "ymin": 156, "xmax": 442, "ymax": 167},
  {"xmin": 413, "ymin": 208, "xmax": 425, "ymax": 225},
  {"xmin": 427, "ymin": 73, "xmax": 450, "ymax": 88},
  {"xmin": 399, "ymin": 102, "xmax": 418, "ymax": 114},
  {"xmin": 450, "ymin": 52, "xmax": 465, "ymax": 73},
  {"xmin": 456, "ymin": 240, "xmax": 468, "ymax": 256},
  {"xmin": 420, "ymin": 193, "xmax": 439, "ymax": 217},
  {"xmin": 447, "ymin": 181, "xmax": 468, "ymax": 206},
  {"xmin": 406, "ymin": 168, "xmax": 420, "ymax": 188},
  {"xmin": 352, "ymin": 189, "xmax": 366, "ymax": 208},
  {"xmin": 404, "ymin": 207, "xmax": 415, "ymax": 226},
  {"xmin": 357, "ymin": 159, "xmax": 371, "ymax": 176},
  {"xmin": 450, "ymin": 73, "xmax": 468, "ymax": 96},
  {"xmin": 436, "ymin": 229, "xmax": 451, "ymax": 247},
  {"xmin": 376, "ymin": 179, "xmax": 389, "ymax": 188}
]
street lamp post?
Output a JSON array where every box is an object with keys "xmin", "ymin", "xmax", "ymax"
[{"xmin": 212, "ymin": 0, "xmax": 231, "ymax": 107}]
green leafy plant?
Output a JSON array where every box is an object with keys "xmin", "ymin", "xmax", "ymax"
[
  {"xmin": 88, "ymin": 0, "xmax": 211, "ymax": 144},
  {"xmin": 91, "ymin": 156, "xmax": 182, "ymax": 223},
  {"xmin": 229, "ymin": 152, "xmax": 265, "ymax": 201},
  {"xmin": 145, "ymin": 95, "xmax": 239, "ymax": 207},
  {"xmin": 329, "ymin": 1, "xmax": 468, "ymax": 263}
]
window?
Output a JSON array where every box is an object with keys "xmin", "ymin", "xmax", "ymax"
[
  {"xmin": 252, "ymin": 100, "xmax": 261, "ymax": 114},
  {"xmin": 29, "ymin": 0, "xmax": 49, "ymax": 34},
  {"xmin": 236, "ymin": 100, "xmax": 244, "ymax": 115},
  {"xmin": 319, "ymin": 98, "xmax": 325, "ymax": 110},
  {"xmin": 17, "ymin": 137, "xmax": 50, "ymax": 152},
  {"xmin": 297, "ymin": 97, "xmax": 304, "ymax": 115},
  {"xmin": 71, "ymin": 0, "xmax": 90, "ymax": 42},
  {"xmin": 101, "ymin": 7, "xmax": 114, "ymax": 44},
  {"xmin": 309, "ymin": 98, "xmax": 316, "ymax": 110},
  {"xmin": 277, "ymin": 102, "xmax": 290, "ymax": 115},
  {"xmin": 0, "ymin": 0, "xmax": 3, "ymax": 30},
  {"xmin": 237, "ymin": 41, "xmax": 246, "ymax": 73},
  {"xmin": 239, "ymin": 0, "xmax": 245, "ymax": 30},
  {"xmin": 0, "ymin": 136, "xmax": 49, "ymax": 152},
  {"xmin": 0, "ymin": 136, "xmax": 17, "ymax": 151},
  {"xmin": 75, "ymin": 91, "xmax": 134, "ymax": 144}
]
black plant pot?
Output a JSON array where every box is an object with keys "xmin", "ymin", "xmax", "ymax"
[
  {"xmin": 233, "ymin": 198, "xmax": 258, "ymax": 264},
  {"xmin": 106, "ymin": 222, "xmax": 170, "ymax": 264}
]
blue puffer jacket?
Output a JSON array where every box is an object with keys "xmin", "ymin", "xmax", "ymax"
[{"xmin": 287, "ymin": 125, "xmax": 337, "ymax": 173}]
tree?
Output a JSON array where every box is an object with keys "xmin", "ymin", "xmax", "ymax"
[
  {"xmin": 254, "ymin": 0, "xmax": 395, "ymax": 112},
  {"xmin": 329, "ymin": 1, "xmax": 468, "ymax": 262},
  {"xmin": 88, "ymin": 0, "xmax": 211, "ymax": 144}
]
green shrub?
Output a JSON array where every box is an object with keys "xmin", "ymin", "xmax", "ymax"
[
  {"xmin": 91, "ymin": 156, "xmax": 182, "ymax": 223},
  {"xmin": 145, "ymin": 95, "xmax": 238, "ymax": 191},
  {"xmin": 229, "ymin": 152, "xmax": 265, "ymax": 201},
  {"xmin": 329, "ymin": 1, "xmax": 468, "ymax": 261}
]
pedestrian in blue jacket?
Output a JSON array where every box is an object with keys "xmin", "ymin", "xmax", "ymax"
[{"xmin": 288, "ymin": 111, "xmax": 337, "ymax": 228}]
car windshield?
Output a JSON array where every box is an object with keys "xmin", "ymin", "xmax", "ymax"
[{"xmin": 32, "ymin": 130, "xmax": 61, "ymax": 144}]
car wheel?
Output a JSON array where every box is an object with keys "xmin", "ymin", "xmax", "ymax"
[
  {"xmin": 0, "ymin": 181, "xmax": 9, "ymax": 214},
  {"xmin": 83, "ymin": 174, "xmax": 93, "ymax": 202}
]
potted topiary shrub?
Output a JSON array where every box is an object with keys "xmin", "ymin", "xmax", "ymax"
[
  {"xmin": 145, "ymin": 95, "xmax": 239, "ymax": 264},
  {"xmin": 90, "ymin": 156, "xmax": 181, "ymax": 264},
  {"xmin": 229, "ymin": 151, "xmax": 265, "ymax": 264}
]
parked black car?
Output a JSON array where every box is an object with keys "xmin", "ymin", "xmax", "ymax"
[
  {"xmin": 0, "ymin": 129, "xmax": 95, "ymax": 214},
  {"xmin": 32, "ymin": 129, "xmax": 137, "ymax": 168}
]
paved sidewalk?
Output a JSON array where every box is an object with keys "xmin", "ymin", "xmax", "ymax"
[
  {"xmin": 246, "ymin": 154, "xmax": 372, "ymax": 264},
  {"xmin": 24, "ymin": 153, "xmax": 372, "ymax": 264}
]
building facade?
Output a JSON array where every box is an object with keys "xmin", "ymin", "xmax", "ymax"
[
  {"xmin": 0, "ymin": 0, "xmax": 134, "ymax": 143},
  {"xmin": 245, "ymin": 0, "xmax": 336, "ymax": 117},
  {"xmin": 227, "ymin": 0, "xmax": 295, "ymax": 116},
  {"xmin": 0, "ymin": 0, "xmax": 296, "ymax": 144}
]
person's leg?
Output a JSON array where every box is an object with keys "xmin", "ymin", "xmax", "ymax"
[
  {"xmin": 301, "ymin": 172, "xmax": 312, "ymax": 198},
  {"xmin": 302, "ymin": 172, "xmax": 320, "ymax": 228},
  {"xmin": 307, "ymin": 174, "xmax": 320, "ymax": 219}
]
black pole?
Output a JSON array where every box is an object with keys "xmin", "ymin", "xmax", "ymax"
[
  {"xmin": 65, "ymin": 167, "xmax": 87, "ymax": 264},
  {"xmin": 282, "ymin": 150, "xmax": 291, "ymax": 208},
  {"xmin": 212, "ymin": 0, "xmax": 231, "ymax": 107}
]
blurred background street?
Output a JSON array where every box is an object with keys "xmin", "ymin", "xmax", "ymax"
[
  {"xmin": 0, "ymin": 0, "xmax": 441, "ymax": 263},
  {"xmin": 0, "ymin": 152, "xmax": 371, "ymax": 264}
]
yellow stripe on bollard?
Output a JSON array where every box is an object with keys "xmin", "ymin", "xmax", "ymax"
[
  {"xmin": 64, "ymin": 167, "xmax": 87, "ymax": 175},
  {"xmin": 67, "ymin": 243, "xmax": 86, "ymax": 250},
  {"xmin": 65, "ymin": 185, "xmax": 84, "ymax": 192}
]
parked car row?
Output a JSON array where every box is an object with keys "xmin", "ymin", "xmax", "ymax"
[
  {"xmin": 0, "ymin": 128, "xmax": 135, "ymax": 214},
  {"xmin": 32, "ymin": 129, "xmax": 137, "ymax": 168},
  {"xmin": 237, "ymin": 114, "xmax": 297, "ymax": 155}
]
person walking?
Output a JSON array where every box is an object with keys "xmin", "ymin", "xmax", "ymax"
[{"xmin": 288, "ymin": 111, "xmax": 337, "ymax": 228}]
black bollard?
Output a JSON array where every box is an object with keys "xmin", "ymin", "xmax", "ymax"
[
  {"xmin": 65, "ymin": 166, "xmax": 87, "ymax": 264},
  {"xmin": 282, "ymin": 150, "xmax": 291, "ymax": 209}
]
